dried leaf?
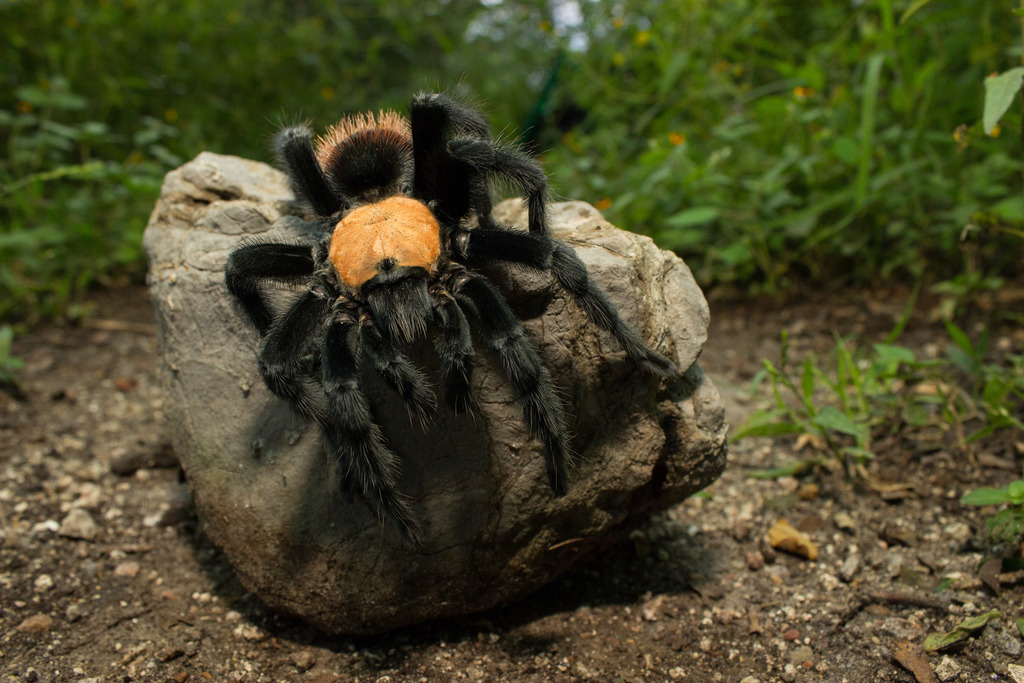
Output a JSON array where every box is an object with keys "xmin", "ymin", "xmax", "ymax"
[
  {"xmin": 892, "ymin": 638, "xmax": 938, "ymax": 683},
  {"xmin": 833, "ymin": 511, "xmax": 856, "ymax": 533},
  {"xmin": 768, "ymin": 519, "xmax": 818, "ymax": 561},
  {"xmin": 979, "ymin": 557, "xmax": 1002, "ymax": 596}
]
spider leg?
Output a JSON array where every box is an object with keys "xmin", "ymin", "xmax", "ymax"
[
  {"xmin": 549, "ymin": 241, "xmax": 676, "ymax": 377},
  {"xmin": 411, "ymin": 91, "xmax": 490, "ymax": 140},
  {"xmin": 274, "ymin": 126, "xmax": 342, "ymax": 217},
  {"xmin": 225, "ymin": 242, "xmax": 315, "ymax": 335},
  {"xmin": 431, "ymin": 287, "xmax": 476, "ymax": 414},
  {"xmin": 321, "ymin": 316, "xmax": 423, "ymax": 544},
  {"xmin": 460, "ymin": 227, "xmax": 677, "ymax": 377},
  {"xmin": 256, "ymin": 290, "xmax": 331, "ymax": 425},
  {"xmin": 358, "ymin": 313, "xmax": 437, "ymax": 425},
  {"xmin": 410, "ymin": 92, "xmax": 492, "ymax": 228},
  {"xmin": 447, "ymin": 137, "xmax": 549, "ymax": 234},
  {"xmin": 451, "ymin": 272, "xmax": 570, "ymax": 496}
]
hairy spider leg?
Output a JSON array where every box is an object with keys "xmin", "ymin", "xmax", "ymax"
[
  {"xmin": 358, "ymin": 315, "xmax": 437, "ymax": 425},
  {"xmin": 256, "ymin": 290, "xmax": 332, "ymax": 425},
  {"xmin": 410, "ymin": 92, "xmax": 550, "ymax": 235},
  {"xmin": 410, "ymin": 92, "xmax": 493, "ymax": 229},
  {"xmin": 431, "ymin": 289, "xmax": 476, "ymax": 414},
  {"xmin": 447, "ymin": 137, "xmax": 550, "ymax": 235},
  {"xmin": 461, "ymin": 227, "xmax": 677, "ymax": 377},
  {"xmin": 452, "ymin": 272, "xmax": 570, "ymax": 496},
  {"xmin": 274, "ymin": 127, "xmax": 342, "ymax": 217},
  {"xmin": 321, "ymin": 317, "xmax": 424, "ymax": 544},
  {"xmin": 410, "ymin": 92, "xmax": 490, "ymax": 144},
  {"xmin": 549, "ymin": 242, "xmax": 675, "ymax": 377},
  {"xmin": 225, "ymin": 242, "xmax": 316, "ymax": 336}
]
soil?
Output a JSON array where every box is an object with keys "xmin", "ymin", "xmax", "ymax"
[{"xmin": 2, "ymin": 283, "xmax": 1024, "ymax": 683}]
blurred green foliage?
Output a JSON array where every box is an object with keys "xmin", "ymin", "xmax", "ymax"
[
  {"xmin": 1, "ymin": 0, "xmax": 1023, "ymax": 318},
  {"xmin": 545, "ymin": 0, "xmax": 1024, "ymax": 290}
]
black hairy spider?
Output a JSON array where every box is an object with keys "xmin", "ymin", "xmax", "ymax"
[{"xmin": 224, "ymin": 92, "xmax": 675, "ymax": 544}]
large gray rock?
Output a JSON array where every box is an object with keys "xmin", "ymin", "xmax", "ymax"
[{"xmin": 143, "ymin": 152, "xmax": 727, "ymax": 635}]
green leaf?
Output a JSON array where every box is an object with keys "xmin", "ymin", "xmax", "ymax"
[
  {"xmin": 983, "ymin": 67, "xmax": 1024, "ymax": 135},
  {"xmin": 960, "ymin": 487, "xmax": 1013, "ymax": 506},
  {"xmin": 943, "ymin": 319, "xmax": 974, "ymax": 356},
  {"xmin": 945, "ymin": 345, "xmax": 978, "ymax": 376},
  {"xmin": 856, "ymin": 54, "xmax": 885, "ymax": 207},
  {"xmin": 748, "ymin": 460, "xmax": 815, "ymax": 480},
  {"xmin": 801, "ymin": 358, "xmax": 815, "ymax": 406},
  {"xmin": 665, "ymin": 206, "xmax": 720, "ymax": 228},
  {"xmin": 959, "ymin": 611, "xmax": 1003, "ymax": 631},
  {"xmin": 658, "ymin": 52, "xmax": 690, "ymax": 97},
  {"xmin": 1009, "ymin": 480, "xmax": 1024, "ymax": 505},
  {"xmin": 899, "ymin": 0, "xmax": 937, "ymax": 23},
  {"xmin": 924, "ymin": 610, "xmax": 1002, "ymax": 652},
  {"xmin": 811, "ymin": 405, "xmax": 863, "ymax": 438},
  {"xmin": 873, "ymin": 343, "xmax": 915, "ymax": 366},
  {"xmin": 842, "ymin": 446, "xmax": 875, "ymax": 461},
  {"xmin": 1017, "ymin": 618, "xmax": 1024, "ymax": 640},
  {"xmin": 900, "ymin": 403, "xmax": 930, "ymax": 428},
  {"xmin": 732, "ymin": 420, "xmax": 806, "ymax": 439}
]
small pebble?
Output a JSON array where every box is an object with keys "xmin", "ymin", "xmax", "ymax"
[
  {"xmin": 156, "ymin": 646, "xmax": 185, "ymax": 662},
  {"xmin": 17, "ymin": 614, "xmax": 53, "ymax": 633},
  {"xmin": 839, "ymin": 554, "xmax": 860, "ymax": 583},
  {"xmin": 113, "ymin": 561, "xmax": 141, "ymax": 578},
  {"xmin": 934, "ymin": 655, "xmax": 961, "ymax": 682},
  {"xmin": 746, "ymin": 551, "xmax": 765, "ymax": 571},
  {"xmin": 65, "ymin": 602, "xmax": 86, "ymax": 622},
  {"xmin": 788, "ymin": 645, "xmax": 814, "ymax": 666},
  {"xmin": 31, "ymin": 519, "xmax": 60, "ymax": 536},
  {"xmin": 33, "ymin": 574, "xmax": 53, "ymax": 592},
  {"xmin": 233, "ymin": 623, "xmax": 266, "ymax": 642},
  {"xmin": 59, "ymin": 508, "xmax": 99, "ymax": 541},
  {"xmin": 291, "ymin": 650, "xmax": 317, "ymax": 672}
]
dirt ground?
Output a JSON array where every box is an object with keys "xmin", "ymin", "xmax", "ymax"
[{"xmin": 2, "ymin": 283, "xmax": 1024, "ymax": 683}]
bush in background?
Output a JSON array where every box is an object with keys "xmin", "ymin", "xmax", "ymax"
[{"xmin": 2, "ymin": 0, "xmax": 1022, "ymax": 318}]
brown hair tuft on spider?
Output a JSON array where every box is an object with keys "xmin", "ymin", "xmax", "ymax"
[{"xmin": 224, "ymin": 92, "xmax": 676, "ymax": 545}]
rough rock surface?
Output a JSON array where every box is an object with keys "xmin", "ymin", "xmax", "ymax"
[{"xmin": 143, "ymin": 152, "xmax": 727, "ymax": 634}]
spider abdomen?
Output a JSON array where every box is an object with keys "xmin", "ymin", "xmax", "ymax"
[{"xmin": 330, "ymin": 196, "xmax": 442, "ymax": 290}]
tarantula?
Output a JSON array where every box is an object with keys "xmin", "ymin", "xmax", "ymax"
[{"xmin": 224, "ymin": 92, "xmax": 675, "ymax": 544}]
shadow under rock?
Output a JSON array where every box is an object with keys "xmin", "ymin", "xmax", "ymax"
[{"xmin": 183, "ymin": 502, "xmax": 717, "ymax": 672}]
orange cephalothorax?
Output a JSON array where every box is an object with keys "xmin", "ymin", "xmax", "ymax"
[{"xmin": 329, "ymin": 196, "xmax": 442, "ymax": 290}]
